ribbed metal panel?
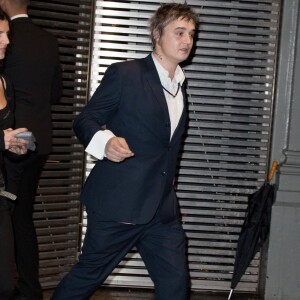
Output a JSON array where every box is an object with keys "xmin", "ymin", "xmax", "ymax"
[
  {"xmin": 28, "ymin": 0, "xmax": 94, "ymax": 288},
  {"xmin": 86, "ymin": 0, "xmax": 281, "ymax": 293}
]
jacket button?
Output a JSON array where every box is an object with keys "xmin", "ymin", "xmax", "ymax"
[{"xmin": 161, "ymin": 171, "xmax": 167, "ymax": 176}]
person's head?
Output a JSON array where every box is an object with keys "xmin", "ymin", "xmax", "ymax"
[
  {"xmin": 0, "ymin": 9, "xmax": 9, "ymax": 60},
  {"xmin": 150, "ymin": 3, "xmax": 198, "ymax": 50},
  {"xmin": 0, "ymin": 0, "xmax": 30, "ymax": 17},
  {"xmin": 150, "ymin": 3, "xmax": 198, "ymax": 68}
]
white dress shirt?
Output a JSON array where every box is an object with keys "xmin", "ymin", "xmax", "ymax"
[
  {"xmin": 152, "ymin": 54, "xmax": 185, "ymax": 138},
  {"xmin": 85, "ymin": 54, "xmax": 185, "ymax": 159}
]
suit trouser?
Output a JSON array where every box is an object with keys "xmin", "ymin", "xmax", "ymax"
[
  {"xmin": 0, "ymin": 197, "xmax": 15, "ymax": 299},
  {"xmin": 52, "ymin": 210, "xmax": 189, "ymax": 300},
  {"xmin": 5, "ymin": 153, "xmax": 47, "ymax": 299}
]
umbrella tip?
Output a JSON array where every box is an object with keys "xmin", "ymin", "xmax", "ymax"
[{"xmin": 228, "ymin": 289, "xmax": 233, "ymax": 300}]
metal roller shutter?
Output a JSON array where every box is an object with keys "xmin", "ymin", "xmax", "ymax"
[
  {"xmin": 87, "ymin": 0, "xmax": 282, "ymax": 294},
  {"xmin": 28, "ymin": 0, "xmax": 94, "ymax": 288}
]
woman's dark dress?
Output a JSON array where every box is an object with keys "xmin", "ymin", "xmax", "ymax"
[{"xmin": 0, "ymin": 74, "xmax": 16, "ymax": 299}]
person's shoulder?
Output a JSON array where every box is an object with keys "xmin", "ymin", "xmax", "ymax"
[
  {"xmin": 110, "ymin": 56, "xmax": 149, "ymax": 72},
  {"xmin": 19, "ymin": 18, "xmax": 57, "ymax": 40},
  {"xmin": 33, "ymin": 23, "xmax": 57, "ymax": 39},
  {"xmin": 103, "ymin": 56, "xmax": 152, "ymax": 82},
  {"xmin": 12, "ymin": 18, "xmax": 56, "ymax": 37}
]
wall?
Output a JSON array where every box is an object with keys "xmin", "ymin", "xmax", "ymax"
[{"xmin": 264, "ymin": 0, "xmax": 300, "ymax": 299}]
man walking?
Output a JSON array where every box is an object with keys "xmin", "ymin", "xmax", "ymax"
[{"xmin": 52, "ymin": 3, "xmax": 197, "ymax": 300}]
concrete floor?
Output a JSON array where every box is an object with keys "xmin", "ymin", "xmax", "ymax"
[{"xmin": 43, "ymin": 287, "xmax": 260, "ymax": 300}]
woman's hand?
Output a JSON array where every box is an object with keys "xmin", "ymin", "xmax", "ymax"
[{"xmin": 3, "ymin": 128, "xmax": 29, "ymax": 154}]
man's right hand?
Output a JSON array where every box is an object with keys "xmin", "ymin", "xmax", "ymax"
[{"xmin": 105, "ymin": 137, "xmax": 134, "ymax": 163}]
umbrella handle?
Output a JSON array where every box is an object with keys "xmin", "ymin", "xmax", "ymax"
[{"xmin": 268, "ymin": 160, "xmax": 279, "ymax": 181}]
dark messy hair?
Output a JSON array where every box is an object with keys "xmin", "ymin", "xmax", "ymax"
[{"xmin": 149, "ymin": 3, "xmax": 198, "ymax": 49}]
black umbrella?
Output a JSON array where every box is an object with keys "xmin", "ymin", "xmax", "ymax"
[{"xmin": 228, "ymin": 161, "xmax": 279, "ymax": 300}]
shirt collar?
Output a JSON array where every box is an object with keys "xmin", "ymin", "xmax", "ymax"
[
  {"xmin": 151, "ymin": 53, "xmax": 185, "ymax": 86},
  {"xmin": 10, "ymin": 14, "xmax": 29, "ymax": 21}
]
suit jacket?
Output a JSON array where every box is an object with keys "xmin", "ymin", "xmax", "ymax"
[
  {"xmin": 74, "ymin": 55, "xmax": 187, "ymax": 224},
  {"xmin": 3, "ymin": 17, "xmax": 62, "ymax": 155}
]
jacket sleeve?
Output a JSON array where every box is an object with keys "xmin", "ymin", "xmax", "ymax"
[{"xmin": 73, "ymin": 63, "xmax": 122, "ymax": 148}]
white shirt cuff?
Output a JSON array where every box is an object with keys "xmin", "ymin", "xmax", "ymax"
[{"xmin": 85, "ymin": 130, "xmax": 115, "ymax": 160}]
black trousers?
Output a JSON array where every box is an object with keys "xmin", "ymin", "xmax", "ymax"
[
  {"xmin": 52, "ymin": 210, "xmax": 189, "ymax": 300},
  {"xmin": 0, "ymin": 196, "xmax": 15, "ymax": 299},
  {"xmin": 5, "ymin": 153, "xmax": 47, "ymax": 300}
]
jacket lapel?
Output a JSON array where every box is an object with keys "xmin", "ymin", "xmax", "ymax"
[
  {"xmin": 143, "ymin": 55, "xmax": 171, "ymax": 141},
  {"xmin": 142, "ymin": 54, "xmax": 187, "ymax": 145},
  {"xmin": 170, "ymin": 84, "xmax": 187, "ymax": 145}
]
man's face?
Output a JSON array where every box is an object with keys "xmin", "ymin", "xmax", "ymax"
[{"xmin": 155, "ymin": 17, "xmax": 195, "ymax": 66}]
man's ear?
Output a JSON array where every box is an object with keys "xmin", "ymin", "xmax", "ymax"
[{"xmin": 153, "ymin": 29, "xmax": 160, "ymax": 42}]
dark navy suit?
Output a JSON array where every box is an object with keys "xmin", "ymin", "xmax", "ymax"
[{"xmin": 52, "ymin": 54, "xmax": 189, "ymax": 299}]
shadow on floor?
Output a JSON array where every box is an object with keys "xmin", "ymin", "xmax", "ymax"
[{"xmin": 43, "ymin": 287, "xmax": 260, "ymax": 300}]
